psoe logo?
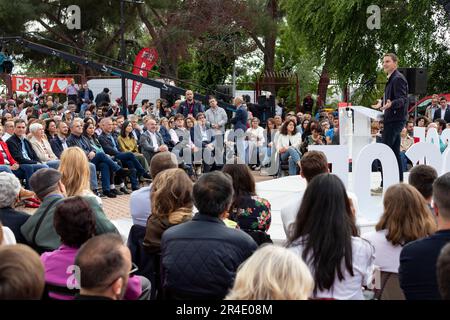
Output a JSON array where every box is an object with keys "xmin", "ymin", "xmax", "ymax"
[
  {"xmin": 367, "ymin": 5, "xmax": 381, "ymax": 30},
  {"xmin": 66, "ymin": 5, "xmax": 81, "ymax": 30}
]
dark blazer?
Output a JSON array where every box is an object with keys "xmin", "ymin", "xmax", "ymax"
[
  {"xmin": 178, "ymin": 101, "xmax": 204, "ymax": 118},
  {"xmin": 98, "ymin": 132, "xmax": 121, "ymax": 156},
  {"xmin": 94, "ymin": 91, "xmax": 110, "ymax": 107},
  {"xmin": 160, "ymin": 213, "xmax": 257, "ymax": 299},
  {"xmin": 131, "ymin": 129, "xmax": 141, "ymax": 142},
  {"xmin": 6, "ymin": 134, "xmax": 40, "ymax": 164},
  {"xmin": 383, "ymin": 69, "xmax": 409, "ymax": 124},
  {"xmin": 432, "ymin": 106, "xmax": 450, "ymax": 123},
  {"xmin": 230, "ymin": 105, "xmax": 248, "ymax": 132},
  {"xmin": 0, "ymin": 207, "xmax": 30, "ymax": 244},
  {"xmin": 399, "ymin": 229, "xmax": 450, "ymax": 300},
  {"xmin": 50, "ymin": 137, "xmax": 65, "ymax": 159},
  {"xmin": 78, "ymin": 89, "xmax": 94, "ymax": 103},
  {"xmin": 67, "ymin": 134, "xmax": 94, "ymax": 155}
]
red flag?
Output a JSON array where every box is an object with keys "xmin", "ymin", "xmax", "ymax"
[{"xmin": 131, "ymin": 48, "xmax": 158, "ymax": 104}]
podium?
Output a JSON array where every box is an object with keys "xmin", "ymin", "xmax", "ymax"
[{"xmin": 339, "ymin": 106, "xmax": 383, "ymax": 161}]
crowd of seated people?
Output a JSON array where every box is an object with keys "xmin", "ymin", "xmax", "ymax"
[{"xmin": 1, "ymin": 88, "xmax": 450, "ymax": 301}]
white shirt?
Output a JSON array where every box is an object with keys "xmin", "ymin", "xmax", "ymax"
[
  {"xmin": 1, "ymin": 226, "xmax": 16, "ymax": 245},
  {"xmin": 362, "ymin": 229, "xmax": 402, "ymax": 273},
  {"xmin": 2, "ymin": 132, "xmax": 12, "ymax": 141},
  {"xmin": 148, "ymin": 131, "xmax": 159, "ymax": 152},
  {"xmin": 130, "ymin": 185, "xmax": 152, "ymax": 226},
  {"xmin": 440, "ymin": 107, "xmax": 447, "ymax": 120},
  {"xmin": 246, "ymin": 126, "xmax": 265, "ymax": 147},
  {"xmin": 289, "ymin": 236, "xmax": 375, "ymax": 300}
]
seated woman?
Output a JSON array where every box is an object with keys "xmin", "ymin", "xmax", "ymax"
[
  {"xmin": 28, "ymin": 122, "xmax": 60, "ymax": 169},
  {"xmin": 83, "ymin": 121, "xmax": 105, "ymax": 154},
  {"xmin": 158, "ymin": 117, "xmax": 176, "ymax": 150},
  {"xmin": 225, "ymin": 245, "xmax": 313, "ymax": 300},
  {"xmin": 301, "ymin": 121, "xmax": 326, "ymax": 154},
  {"xmin": 245, "ymin": 117, "xmax": 265, "ymax": 171},
  {"xmin": 287, "ymin": 174, "xmax": 375, "ymax": 300},
  {"xmin": 262, "ymin": 118, "xmax": 276, "ymax": 167},
  {"xmin": 41, "ymin": 197, "xmax": 150, "ymax": 300},
  {"xmin": 276, "ymin": 119, "xmax": 302, "ymax": 176},
  {"xmin": 45, "ymin": 119, "xmax": 58, "ymax": 141},
  {"xmin": 222, "ymin": 163, "xmax": 272, "ymax": 245},
  {"xmin": 59, "ymin": 147, "xmax": 102, "ymax": 204},
  {"xmin": 142, "ymin": 168, "xmax": 193, "ymax": 254},
  {"xmin": 0, "ymin": 172, "xmax": 30, "ymax": 243},
  {"xmin": 363, "ymin": 184, "xmax": 435, "ymax": 275},
  {"xmin": 118, "ymin": 120, "xmax": 149, "ymax": 173}
]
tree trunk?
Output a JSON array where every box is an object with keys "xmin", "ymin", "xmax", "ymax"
[
  {"xmin": 317, "ymin": 65, "xmax": 330, "ymax": 112},
  {"xmin": 264, "ymin": 0, "xmax": 278, "ymax": 96}
]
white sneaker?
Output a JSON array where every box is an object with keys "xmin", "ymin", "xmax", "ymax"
[{"xmin": 370, "ymin": 187, "xmax": 383, "ymax": 196}]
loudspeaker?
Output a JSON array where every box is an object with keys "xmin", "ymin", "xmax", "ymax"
[
  {"xmin": 438, "ymin": 0, "xmax": 450, "ymax": 18},
  {"xmin": 160, "ymin": 88, "xmax": 178, "ymax": 107},
  {"xmin": 397, "ymin": 68, "xmax": 428, "ymax": 95}
]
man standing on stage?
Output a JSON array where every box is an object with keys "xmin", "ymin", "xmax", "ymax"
[{"xmin": 372, "ymin": 53, "xmax": 409, "ymax": 194}]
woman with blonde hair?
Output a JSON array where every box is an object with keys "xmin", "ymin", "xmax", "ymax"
[
  {"xmin": 226, "ymin": 245, "xmax": 314, "ymax": 300},
  {"xmin": 143, "ymin": 168, "xmax": 193, "ymax": 254},
  {"xmin": 363, "ymin": 183, "xmax": 437, "ymax": 274},
  {"xmin": 59, "ymin": 147, "xmax": 101, "ymax": 205}
]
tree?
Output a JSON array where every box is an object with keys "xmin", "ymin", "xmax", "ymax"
[{"xmin": 283, "ymin": 0, "xmax": 449, "ymax": 106}]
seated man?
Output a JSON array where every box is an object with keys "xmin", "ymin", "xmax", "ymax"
[
  {"xmin": 20, "ymin": 168, "xmax": 118, "ymax": 253},
  {"xmin": 98, "ymin": 117, "xmax": 151, "ymax": 191},
  {"xmin": 139, "ymin": 117, "xmax": 168, "ymax": 164},
  {"xmin": 160, "ymin": 171, "xmax": 257, "ymax": 299},
  {"xmin": 399, "ymin": 173, "xmax": 450, "ymax": 300},
  {"xmin": 0, "ymin": 244, "xmax": 45, "ymax": 300},
  {"xmin": 75, "ymin": 234, "xmax": 135, "ymax": 300},
  {"xmin": 50, "ymin": 120, "xmax": 100, "ymax": 196},
  {"xmin": 6, "ymin": 119, "xmax": 48, "ymax": 188},
  {"xmin": 67, "ymin": 118, "xmax": 130, "ymax": 198}
]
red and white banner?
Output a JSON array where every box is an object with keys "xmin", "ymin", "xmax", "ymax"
[
  {"xmin": 12, "ymin": 76, "xmax": 74, "ymax": 94},
  {"xmin": 131, "ymin": 48, "xmax": 158, "ymax": 104}
]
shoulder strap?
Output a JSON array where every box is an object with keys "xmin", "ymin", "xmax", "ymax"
[{"xmin": 31, "ymin": 197, "xmax": 61, "ymax": 247}]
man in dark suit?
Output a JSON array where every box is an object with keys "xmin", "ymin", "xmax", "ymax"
[
  {"xmin": 78, "ymin": 83, "xmax": 94, "ymax": 117},
  {"xmin": 399, "ymin": 173, "xmax": 450, "ymax": 300},
  {"xmin": 6, "ymin": 119, "xmax": 48, "ymax": 188},
  {"xmin": 372, "ymin": 53, "xmax": 409, "ymax": 193},
  {"xmin": 177, "ymin": 90, "xmax": 204, "ymax": 118},
  {"xmin": 98, "ymin": 117, "xmax": 150, "ymax": 191},
  {"xmin": 432, "ymin": 97, "xmax": 450, "ymax": 123}
]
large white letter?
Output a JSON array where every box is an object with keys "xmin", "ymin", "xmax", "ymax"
[
  {"xmin": 405, "ymin": 142, "xmax": 442, "ymax": 174},
  {"xmin": 309, "ymin": 145, "xmax": 349, "ymax": 188},
  {"xmin": 353, "ymin": 143, "xmax": 399, "ymax": 206}
]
